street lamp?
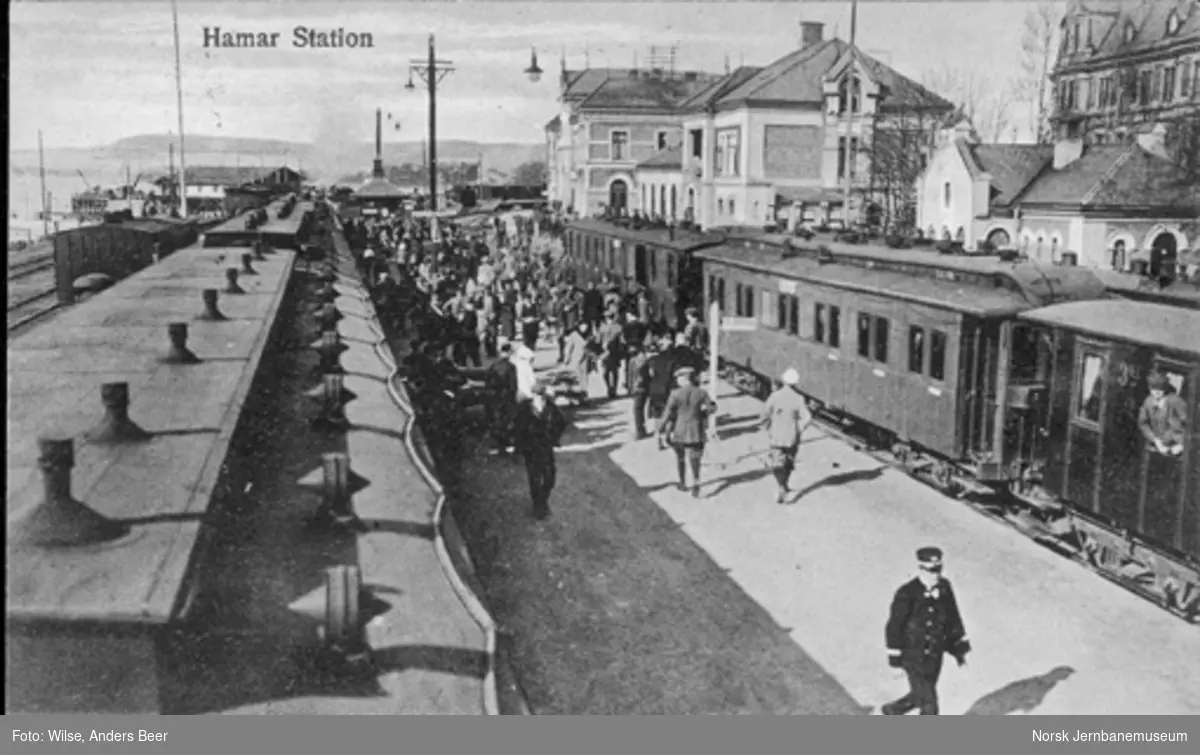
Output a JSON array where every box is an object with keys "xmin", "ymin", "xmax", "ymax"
[
  {"xmin": 406, "ymin": 34, "xmax": 454, "ymax": 212},
  {"xmin": 524, "ymin": 47, "xmax": 544, "ymax": 83}
]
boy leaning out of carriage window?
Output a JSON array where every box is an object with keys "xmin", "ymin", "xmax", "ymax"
[{"xmin": 1139, "ymin": 371, "xmax": 1186, "ymax": 457}]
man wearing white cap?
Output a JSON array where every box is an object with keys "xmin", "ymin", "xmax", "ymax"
[{"xmin": 760, "ymin": 367, "xmax": 813, "ymax": 503}]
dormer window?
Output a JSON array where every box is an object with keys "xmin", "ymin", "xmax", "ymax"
[
  {"xmin": 1124, "ymin": 22, "xmax": 1136, "ymax": 43},
  {"xmin": 1167, "ymin": 11, "xmax": 1181, "ymax": 36},
  {"xmin": 839, "ymin": 75, "xmax": 862, "ymax": 114}
]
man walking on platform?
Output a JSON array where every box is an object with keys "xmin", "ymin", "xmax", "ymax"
[
  {"xmin": 882, "ymin": 547, "xmax": 971, "ymax": 716},
  {"xmin": 513, "ymin": 381, "xmax": 568, "ymax": 520},
  {"xmin": 598, "ymin": 311, "xmax": 626, "ymax": 399},
  {"xmin": 760, "ymin": 368, "xmax": 813, "ymax": 503},
  {"xmin": 659, "ymin": 366, "xmax": 716, "ymax": 498}
]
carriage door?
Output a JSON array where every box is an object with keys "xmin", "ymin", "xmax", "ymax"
[
  {"xmin": 634, "ymin": 244, "xmax": 649, "ymax": 287},
  {"xmin": 1063, "ymin": 340, "xmax": 1111, "ymax": 514},
  {"xmin": 1140, "ymin": 358, "xmax": 1196, "ymax": 553}
]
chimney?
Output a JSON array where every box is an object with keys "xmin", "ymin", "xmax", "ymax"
[
  {"xmin": 800, "ymin": 21, "xmax": 825, "ymax": 49},
  {"xmin": 1136, "ymin": 122, "xmax": 1171, "ymax": 161},
  {"xmin": 372, "ymin": 108, "xmax": 385, "ymax": 179},
  {"xmin": 1053, "ymin": 137, "xmax": 1084, "ymax": 170}
]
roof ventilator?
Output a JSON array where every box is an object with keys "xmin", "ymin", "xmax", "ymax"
[
  {"xmin": 9, "ymin": 438, "xmax": 131, "ymax": 547},
  {"xmin": 163, "ymin": 322, "xmax": 202, "ymax": 364},
  {"xmin": 84, "ymin": 382, "xmax": 152, "ymax": 444}
]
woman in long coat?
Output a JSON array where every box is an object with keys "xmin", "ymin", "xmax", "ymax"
[{"xmin": 562, "ymin": 322, "xmax": 593, "ymax": 399}]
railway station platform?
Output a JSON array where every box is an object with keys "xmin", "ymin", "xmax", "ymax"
[{"xmin": 448, "ymin": 340, "xmax": 1200, "ymax": 715}]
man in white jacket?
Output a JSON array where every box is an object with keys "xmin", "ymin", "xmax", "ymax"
[{"xmin": 513, "ymin": 345, "xmax": 538, "ymax": 401}]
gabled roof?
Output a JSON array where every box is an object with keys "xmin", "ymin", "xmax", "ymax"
[
  {"xmin": 636, "ymin": 145, "xmax": 682, "ymax": 170},
  {"xmin": 679, "ymin": 66, "xmax": 764, "ymax": 111},
  {"xmin": 561, "ymin": 68, "xmax": 722, "ymax": 107},
  {"xmin": 1056, "ymin": 0, "xmax": 1200, "ymax": 74},
  {"xmin": 1016, "ymin": 143, "xmax": 1198, "ymax": 209},
  {"xmin": 711, "ymin": 39, "xmax": 952, "ymax": 112},
  {"xmin": 574, "ymin": 70, "xmax": 724, "ymax": 113},
  {"xmin": 962, "ymin": 143, "xmax": 1055, "ymax": 207}
]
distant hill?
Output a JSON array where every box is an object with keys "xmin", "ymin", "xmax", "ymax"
[{"xmin": 9, "ymin": 133, "xmax": 545, "ymax": 185}]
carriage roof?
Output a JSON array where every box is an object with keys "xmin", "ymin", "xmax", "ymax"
[
  {"xmin": 696, "ymin": 240, "xmax": 1108, "ymax": 318},
  {"xmin": 567, "ymin": 218, "xmax": 724, "ymax": 253},
  {"xmin": 1019, "ymin": 300, "xmax": 1200, "ymax": 356}
]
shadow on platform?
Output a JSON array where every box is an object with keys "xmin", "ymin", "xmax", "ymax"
[{"xmin": 963, "ymin": 666, "xmax": 1075, "ymax": 715}]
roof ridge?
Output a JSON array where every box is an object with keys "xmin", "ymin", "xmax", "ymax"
[
  {"xmin": 1080, "ymin": 143, "xmax": 1137, "ymax": 205},
  {"xmin": 737, "ymin": 39, "xmax": 837, "ymax": 101}
]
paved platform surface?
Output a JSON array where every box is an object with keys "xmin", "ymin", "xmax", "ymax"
[
  {"xmin": 450, "ymin": 340, "xmax": 1200, "ymax": 715},
  {"xmin": 163, "ymin": 232, "xmax": 487, "ymax": 714}
]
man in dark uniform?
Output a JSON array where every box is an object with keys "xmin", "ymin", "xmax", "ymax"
[
  {"xmin": 625, "ymin": 342, "xmax": 652, "ymax": 439},
  {"xmin": 582, "ymin": 281, "xmax": 604, "ymax": 332},
  {"xmin": 882, "ymin": 547, "xmax": 971, "ymax": 716},
  {"xmin": 485, "ymin": 340, "xmax": 519, "ymax": 454},
  {"xmin": 512, "ymin": 381, "xmax": 568, "ymax": 520}
]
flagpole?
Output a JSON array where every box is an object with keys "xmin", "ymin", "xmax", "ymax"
[{"xmin": 171, "ymin": 0, "xmax": 188, "ymax": 217}]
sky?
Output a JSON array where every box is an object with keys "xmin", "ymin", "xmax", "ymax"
[{"xmin": 10, "ymin": 0, "xmax": 1061, "ymax": 151}]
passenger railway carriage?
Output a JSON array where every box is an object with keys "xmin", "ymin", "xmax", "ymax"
[
  {"xmin": 698, "ymin": 235, "xmax": 1199, "ymax": 620},
  {"xmin": 562, "ymin": 219, "xmax": 724, "ymax": 327},
  {"xmin": 1012, "ymin": 300, "xmax": 1200, "ymax": 615},
  {"xmin": 698, "ymin": 236, "xmax": 1107, "ymax": 481}
]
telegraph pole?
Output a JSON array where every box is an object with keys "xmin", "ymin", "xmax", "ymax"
[
  {"xmin": 841, "ymin": 0, "xmax": 858, "ymax": 228},
  {"xmin": 171, "ymin": 0, "xmax": 188, "ymax": 217},
  {"xmin": 407, "ymin": 34, "xmax": 454, "ymax": 212}
]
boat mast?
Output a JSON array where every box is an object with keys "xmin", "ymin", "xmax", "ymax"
[
  {"xmin": 172, "ymin": 0, "xmax": 187, "ymax": 217},
  {"xmin": 38, "ymin": 130, "xmax": 49, "ymax": 237}
]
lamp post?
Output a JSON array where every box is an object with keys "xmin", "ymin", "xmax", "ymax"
[{"xmin": 406, "ymin": 34, "xmax": 455, "ymax": 212}]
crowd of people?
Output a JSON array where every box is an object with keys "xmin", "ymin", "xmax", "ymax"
[
  {"xmin": 339, "ymin": 206, "xmax": 728, "ymax": 516},
  {"xmin": 339, "ymin": 205, "xmax": 974, "ymax": 717}
]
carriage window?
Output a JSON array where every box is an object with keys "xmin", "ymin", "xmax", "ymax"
[
  {"xmin": 735, "ymin": 283, "xmax": 744, "ymax": 316},
  {"xmin": 667, "ymin": 253, "xmax": 676, "ymax": 287},
  {"xmin": 744, "ymin": 285, "xmax": 755, "ymax": 318},
  {"xmin": 874, "ymin": 317, "xmax": 890, "ymax": 363},
  {"xmin": 858, "ymin": 314, "xmax": 872, "ymax": 358},
  {"xmin": 814, "ymin": 303, "xmax": 827, "ymax": 343},
  {"xmin": 717, "ymin": 278, "xmax": 726, "ymax": 312},
  {"xmin": 1076, "ymin": 352, "xmax": 1106, "ymax": 425},
  {"xmin": 788, "ymin": 296, "xmax": 800, "ymax": 336},
  {"xmin": 829, "ymin": 306, "xmax": 840, "ymax": 347},
  {"xmin": 761, "ymin": 290, "xmax": 775, "ymax": 327},
  {"xmin": 777, "ymin": 294, "xmax": 789, "ymax": 332},
  {"xmin": 930, "ymin": 330, "xmax": 947, "ymax": 381},
  {"xmin": 908, "ymin": 326, "xmax": 925, "ymax": 374}
]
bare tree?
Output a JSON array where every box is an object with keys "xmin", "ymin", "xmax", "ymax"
[
  {"xmin": 921, "ymin": 65, "xmax": 1015, "ymax": 143},
  {"xmin": 1013, "ymin": 2, "xmax": 1060, "ymax": 144},
  {"xmin": 860, "ymin": 104, "xmax": 955, "ymax": 229}
]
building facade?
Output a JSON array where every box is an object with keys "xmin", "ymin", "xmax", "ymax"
[
  {"xmin": 545, "ymin": 66, "xmax": 722, "ymax": 217},
  {"xmin": 633, "ymin": 146, "xmax": 685, "ymax": 221},
  {"xmin": 1051, "ymin": 0, "xmax": 1200, "ymax": 143},
  {"xmin": 679, "ymin": 22, "xmax": 953, "ymax": 231},
  {"xmin": 916, "ymin": 123, "xmax": 1053, "ymax": 250},
  {"xmin": 915, "ymin": 124, "xmax": 1198, "ymax": 277}
]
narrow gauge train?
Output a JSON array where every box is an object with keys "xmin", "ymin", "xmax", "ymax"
[
  {"xmin": 561, "ymin": 218, "xmax": 724, "ymax": 327},
  {"xmin": 696, "ymin": 234, "xmax": 1199, "ymax": 622}
]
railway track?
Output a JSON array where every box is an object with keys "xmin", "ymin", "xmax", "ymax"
[
  {"xmin": 714, "ymin": 358, "xmax": 1199, "ymax": 625},
  {"xmin": 7, "ymin": 289, "xmax": 61, "ymax": 333}
]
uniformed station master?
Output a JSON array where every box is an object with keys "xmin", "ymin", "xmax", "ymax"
[{"xmin": 202, "ymin": 27, "xmax": 375, "ymax": 49}]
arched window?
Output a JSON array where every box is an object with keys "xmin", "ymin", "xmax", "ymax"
[
  {"xmin": 955, "ymin": 226, "xmax": 965, "ymax": 241},
  {"xmin": 650, "ymin": 184, "xmax": 657, "ymax": 215},
  {"xmin": 670, "ymin": 186, "xmax": 677, "ymax": 218},
  {"xmin": 1050, "ymin": 234, "xmax": 1061, "ymax": 260},
  {"xmin": 839, "ymin": 75, "xmax": 862, "ymax": 114},
  {"xmin": 941, "ymin": 225, "xmax": 951, "ymax": 241},
  {"xmin": 660, "ymin": 185, "xmax": 667, "ymax": 217},
  {"xmin": 926, "ymin": 224, "xmax": 936, "ymax": 239},
  {"xmin": 1036, "ymin": 235, "xmax": 1045, "ymax": 259},
  {"xmin": 687, "ymin": 187, "xmax": 696, "ymax": 209},
  {"xmin": 943, "ymin": 182, "xmax": 952, "ymax": 208},
  {"xmin": 1111, "ymin": 240, "xmax": 1127, "ymax": 270},
  {"xmin": 718, "ymin": 198, "xmax": 725, "ymax": 215}
]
